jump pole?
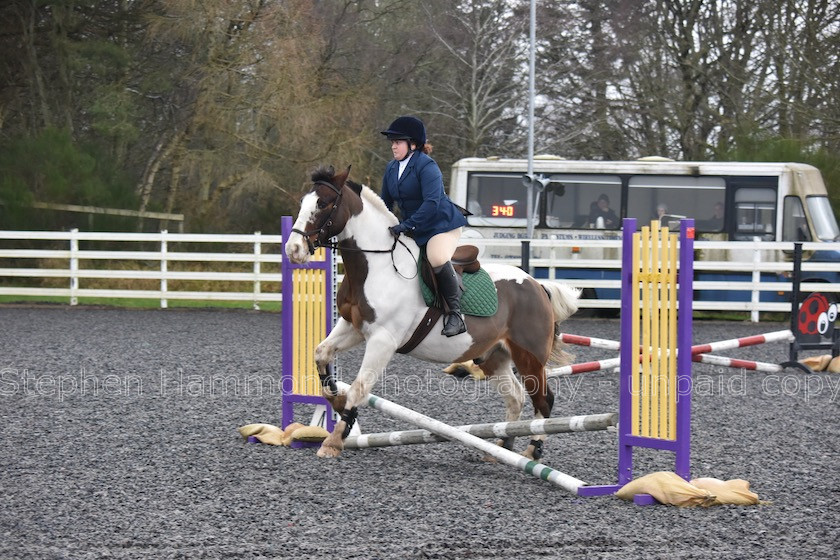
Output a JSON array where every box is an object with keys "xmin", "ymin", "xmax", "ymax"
[
  {"xmin": 693, "ymin": 353, "xmax": 784, "ymax": 372},
  {"xmin": 336, "ymin": 382, "xmax": 587, "ymax": 494},
  {"xmin": 547, "ymin": 353, "xmax": 784, "ymax": 377},
  {"xmin": 689, "ymin": 330, "xmax": 793, "ymax": 372},
  {"xmin": 560, "ymin": 329, "xmax": 793, "ymax": 354},
  {"xmin": 691, "ymin": 329, "xmax": 794, "ymax": 353},
  {"xmin": 548, "ymin": 357, "xmax": 621, "ymax": 377},
  {"xmin": 344, "ymin": 413, "xmax": 617, "ymax": 449},
  {"xmin": 550, "ymin": 330, "xmax": 794, "ymax": 376}
]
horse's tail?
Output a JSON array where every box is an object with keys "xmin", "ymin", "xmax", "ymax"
[
  {"xmin": 541, "ymin": 281, "xmax": 580, "ymax": 323},
  {"xmin": 540, "ymin": 281, "xmax": 581, "ymax": 366}
]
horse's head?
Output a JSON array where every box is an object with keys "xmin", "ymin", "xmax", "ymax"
[{"xmin": 286, "ymin": 165, "xmax": 362, "ymax": 263}]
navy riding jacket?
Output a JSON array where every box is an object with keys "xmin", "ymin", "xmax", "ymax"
[{"xmin": 379, "ymin": 152, "xmax": 467, "ymax": 246}]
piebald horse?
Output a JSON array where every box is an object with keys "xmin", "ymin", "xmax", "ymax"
[{"xmin": 285, "ymin": 165, "xmax": 580, "ymax": 460}]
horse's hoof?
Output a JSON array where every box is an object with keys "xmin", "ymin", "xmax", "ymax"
[
  {"xmin": 316, "ymin": 444, "xmax": 343, "ymax": 458},
  {"xmin": 521, "ymin": 444, "xmax": 544, "ymax": 461},
  {"xmin": 520, "ymin": 449, "xmax": 537, "ymax": 461},
  {"xmin": 495, "ymin": 437, "xmax": 515, "ymax": 451}
]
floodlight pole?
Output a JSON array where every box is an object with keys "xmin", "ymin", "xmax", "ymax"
[{"xmin": 526, "ymin": 0, "xmax": 536, "ymax": 241}]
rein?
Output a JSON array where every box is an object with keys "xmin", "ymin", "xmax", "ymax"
[{"xmin": 326, "ymin": 236, "xmax": 418, "ymax": 280}]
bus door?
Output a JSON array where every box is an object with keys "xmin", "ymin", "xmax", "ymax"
[{"xmin": 712, "ymin": 178, "xmax": 780, "ymax": 302}]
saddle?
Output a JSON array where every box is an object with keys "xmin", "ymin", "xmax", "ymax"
[
  {"xmin": 419, "ymin": 245, "xmax": 481, "ymax": 306},
  {"xmin": 397, "ymin": 245, "xmax": 497, "ymax": 354}
]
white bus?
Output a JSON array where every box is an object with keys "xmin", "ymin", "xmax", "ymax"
[{"xmin": 448, "ymin": 156, "xmax": 840, "ymax": 304}]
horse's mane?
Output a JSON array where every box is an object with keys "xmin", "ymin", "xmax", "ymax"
[
  {"xmin": 310, "ymin": 165, "xmax": 337, "ymax": 185},
  {"xmin": 358, "ymin": 183, "xmax": 394, "ymax": 218}
]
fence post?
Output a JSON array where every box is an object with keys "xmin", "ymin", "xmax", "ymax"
[
  {"xmin": 549, "ymin": 235, "xmax": 557, "ymax": 280},
  {"xmin": 160, "ymin": 230, "xmax": 168, "ymax": 309},
  {"xmin": 787, "ymin": 242, "xmax": 804, "ymax": 366},
  {"xmin": 520, "ymin": 240, "xmax": 530, "ymax": 273},
  {"xmin": 253, "ymin": 231, "xmax": 261, "ymax": 311},
  {"xmin": 751, "ymin": 237, "xmax": 761, "ymax": 322},
  {"xmin": 69, "ymin": 228, "xmax": 79, "ymax": 306}
]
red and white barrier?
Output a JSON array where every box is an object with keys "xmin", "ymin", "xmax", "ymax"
[
  {"xmin": 693, "ymin": 353, "xmax": 785, "ymax": 373},
  {"xmin": 560, "ymin": 329, "xmax": 793, "ymax": 356},
  {"xmin": 549, "ymin": 329, "xmax": 794, "ymax": 376},
  {"xmin": 558, "ymin": 333, "xmax": 621, "ymax": 351},
  {"xmin": 689, "ymin": 329, "xmax": 793, "ymax": 355},
  {"xmin": 547, "ymin": 357, "xmax": 621, "ymax": 378}
]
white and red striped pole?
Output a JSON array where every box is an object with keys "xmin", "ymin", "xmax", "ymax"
[
  {"xmin": 550, "ymin": 330, "xmax": 794, "ymax": 376},
  {"xmin": 558, "ymin": 329, "xmax": 793, "ymax": 355},
  {"xmin": 693, "ymin": 353, "xmax": 785, "ymax": 372},
  {"xmin": 547, "ymin": 357, "xmax": 620, "ymax": 378},
  {"xmin": 689, "ymin": 329, "xmax": 793, "ymax": 355},
  {"xmin": 558, "ymin": 333, "xmax": 621, "ymax": 350}
]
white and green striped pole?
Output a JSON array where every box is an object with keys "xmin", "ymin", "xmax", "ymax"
[
  {"xmin": 345, "ymin": 413, "xmax": 616, "ymax": 449},
  {"xmin": 337, "ymin": 382, "xmax": 588, "ymax": 494}
]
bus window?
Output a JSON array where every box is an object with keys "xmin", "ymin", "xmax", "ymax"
[
  {"xmin": 806, "ymin": 196, "xmax": 840, "ymax": 241},
  {"xmin": 734, "ymin": 187, "xmax": 776, "ymax": 240},
  {"xmin": 782, "ymin": 196, "xmax": 810, "ymax": 241},
  {"xmin": 465, "ymin": 173, "xmax": 527, "ymax": 226},
  {"xmin": 627, "ymin": 175, "xmax": 726, "ymax": 230},
  {"xmin": 544, "ymin": 174, "xmax": 621, "ymax": 229}
]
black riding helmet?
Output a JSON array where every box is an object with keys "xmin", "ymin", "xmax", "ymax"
[{"xmin": 380, "ymin": 116, "xmax": 426, "ymax": 148}]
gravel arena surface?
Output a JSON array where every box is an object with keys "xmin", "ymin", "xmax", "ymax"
[{"xmin": 2, "ymin": 307, "xmax": 839, "ymax": 559}]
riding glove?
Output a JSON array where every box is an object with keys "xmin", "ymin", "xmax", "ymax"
[{"xmin": 389, "ymin": 223, "xmax": 408, "ymax": 237}]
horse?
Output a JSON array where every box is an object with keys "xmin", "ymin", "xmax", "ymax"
[{"xmin": 284, "ymin": 165, "xmax": 580, "ymax": 460}]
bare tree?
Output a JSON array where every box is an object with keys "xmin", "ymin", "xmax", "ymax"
[
  {"xmin": 535, "ymin": 1, "xmax": 646, "ymax": 158},
  {"xmin": 140, "ymin": 0, "xmax": 379, "ymax": 230},
  {"xmin": 420, "ymin": 0, "xmax": 528, "ymax": 160}
]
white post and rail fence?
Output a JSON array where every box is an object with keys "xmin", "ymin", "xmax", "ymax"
[
  {"xmin": 0, "ymin": 230, "xmax": 282, "ymax": 310},
  {"xmin": 0, "ymin": 230, "xmax": 838, "ymax": 320}
]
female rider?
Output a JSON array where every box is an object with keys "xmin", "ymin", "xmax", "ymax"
[{"xmin": 379, "ymin": 116, "xmax": 468, "ymax": 337}]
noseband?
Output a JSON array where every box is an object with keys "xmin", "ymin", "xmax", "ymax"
[{"xmin": 292, "ymin": 179, "xmax": 344, "ymax": 255}]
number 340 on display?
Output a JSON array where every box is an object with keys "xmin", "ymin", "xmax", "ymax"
[{"xmin": 491, "ymin": 205, "xmax": 515, "ymax": 217}]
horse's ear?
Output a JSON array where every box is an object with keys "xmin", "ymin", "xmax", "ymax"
[
  {"xmin": 333, "ymin": 165, "xmax": 351, "ymax": 188},
  {"xmin": 346, "ymin": 180, "xmax": 363, "ymax": 196}
]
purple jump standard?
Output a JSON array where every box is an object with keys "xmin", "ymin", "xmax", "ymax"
[
  {"xmin": 280, "ymin": 216, "xmax": 336, "ymax": 443},
  {"xmin": 577, "ymin": 218, "xmax": 694, "ymax": 505}
]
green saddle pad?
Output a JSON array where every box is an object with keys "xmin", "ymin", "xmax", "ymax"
[{"xmin": 420, "ymin": 265, "xmax": 498, "ymax": 317}]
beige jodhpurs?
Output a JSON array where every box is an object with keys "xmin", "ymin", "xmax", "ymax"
[{"xmin": 425, "ymin": 227, "xmax": 463, "ymax": 269}]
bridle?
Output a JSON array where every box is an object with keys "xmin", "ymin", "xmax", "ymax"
[
  {"xmin": 291, "ymin": 178, "xmax": 417, "ymax": 278},
  {"xmin": 291, "ymin": 179, "xmax": 345, "ymax": 255}
]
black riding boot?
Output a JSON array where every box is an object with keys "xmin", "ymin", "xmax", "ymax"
[{"xmin": 434, "ymin": 261, "xmax": 467, "ymax": 337}]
